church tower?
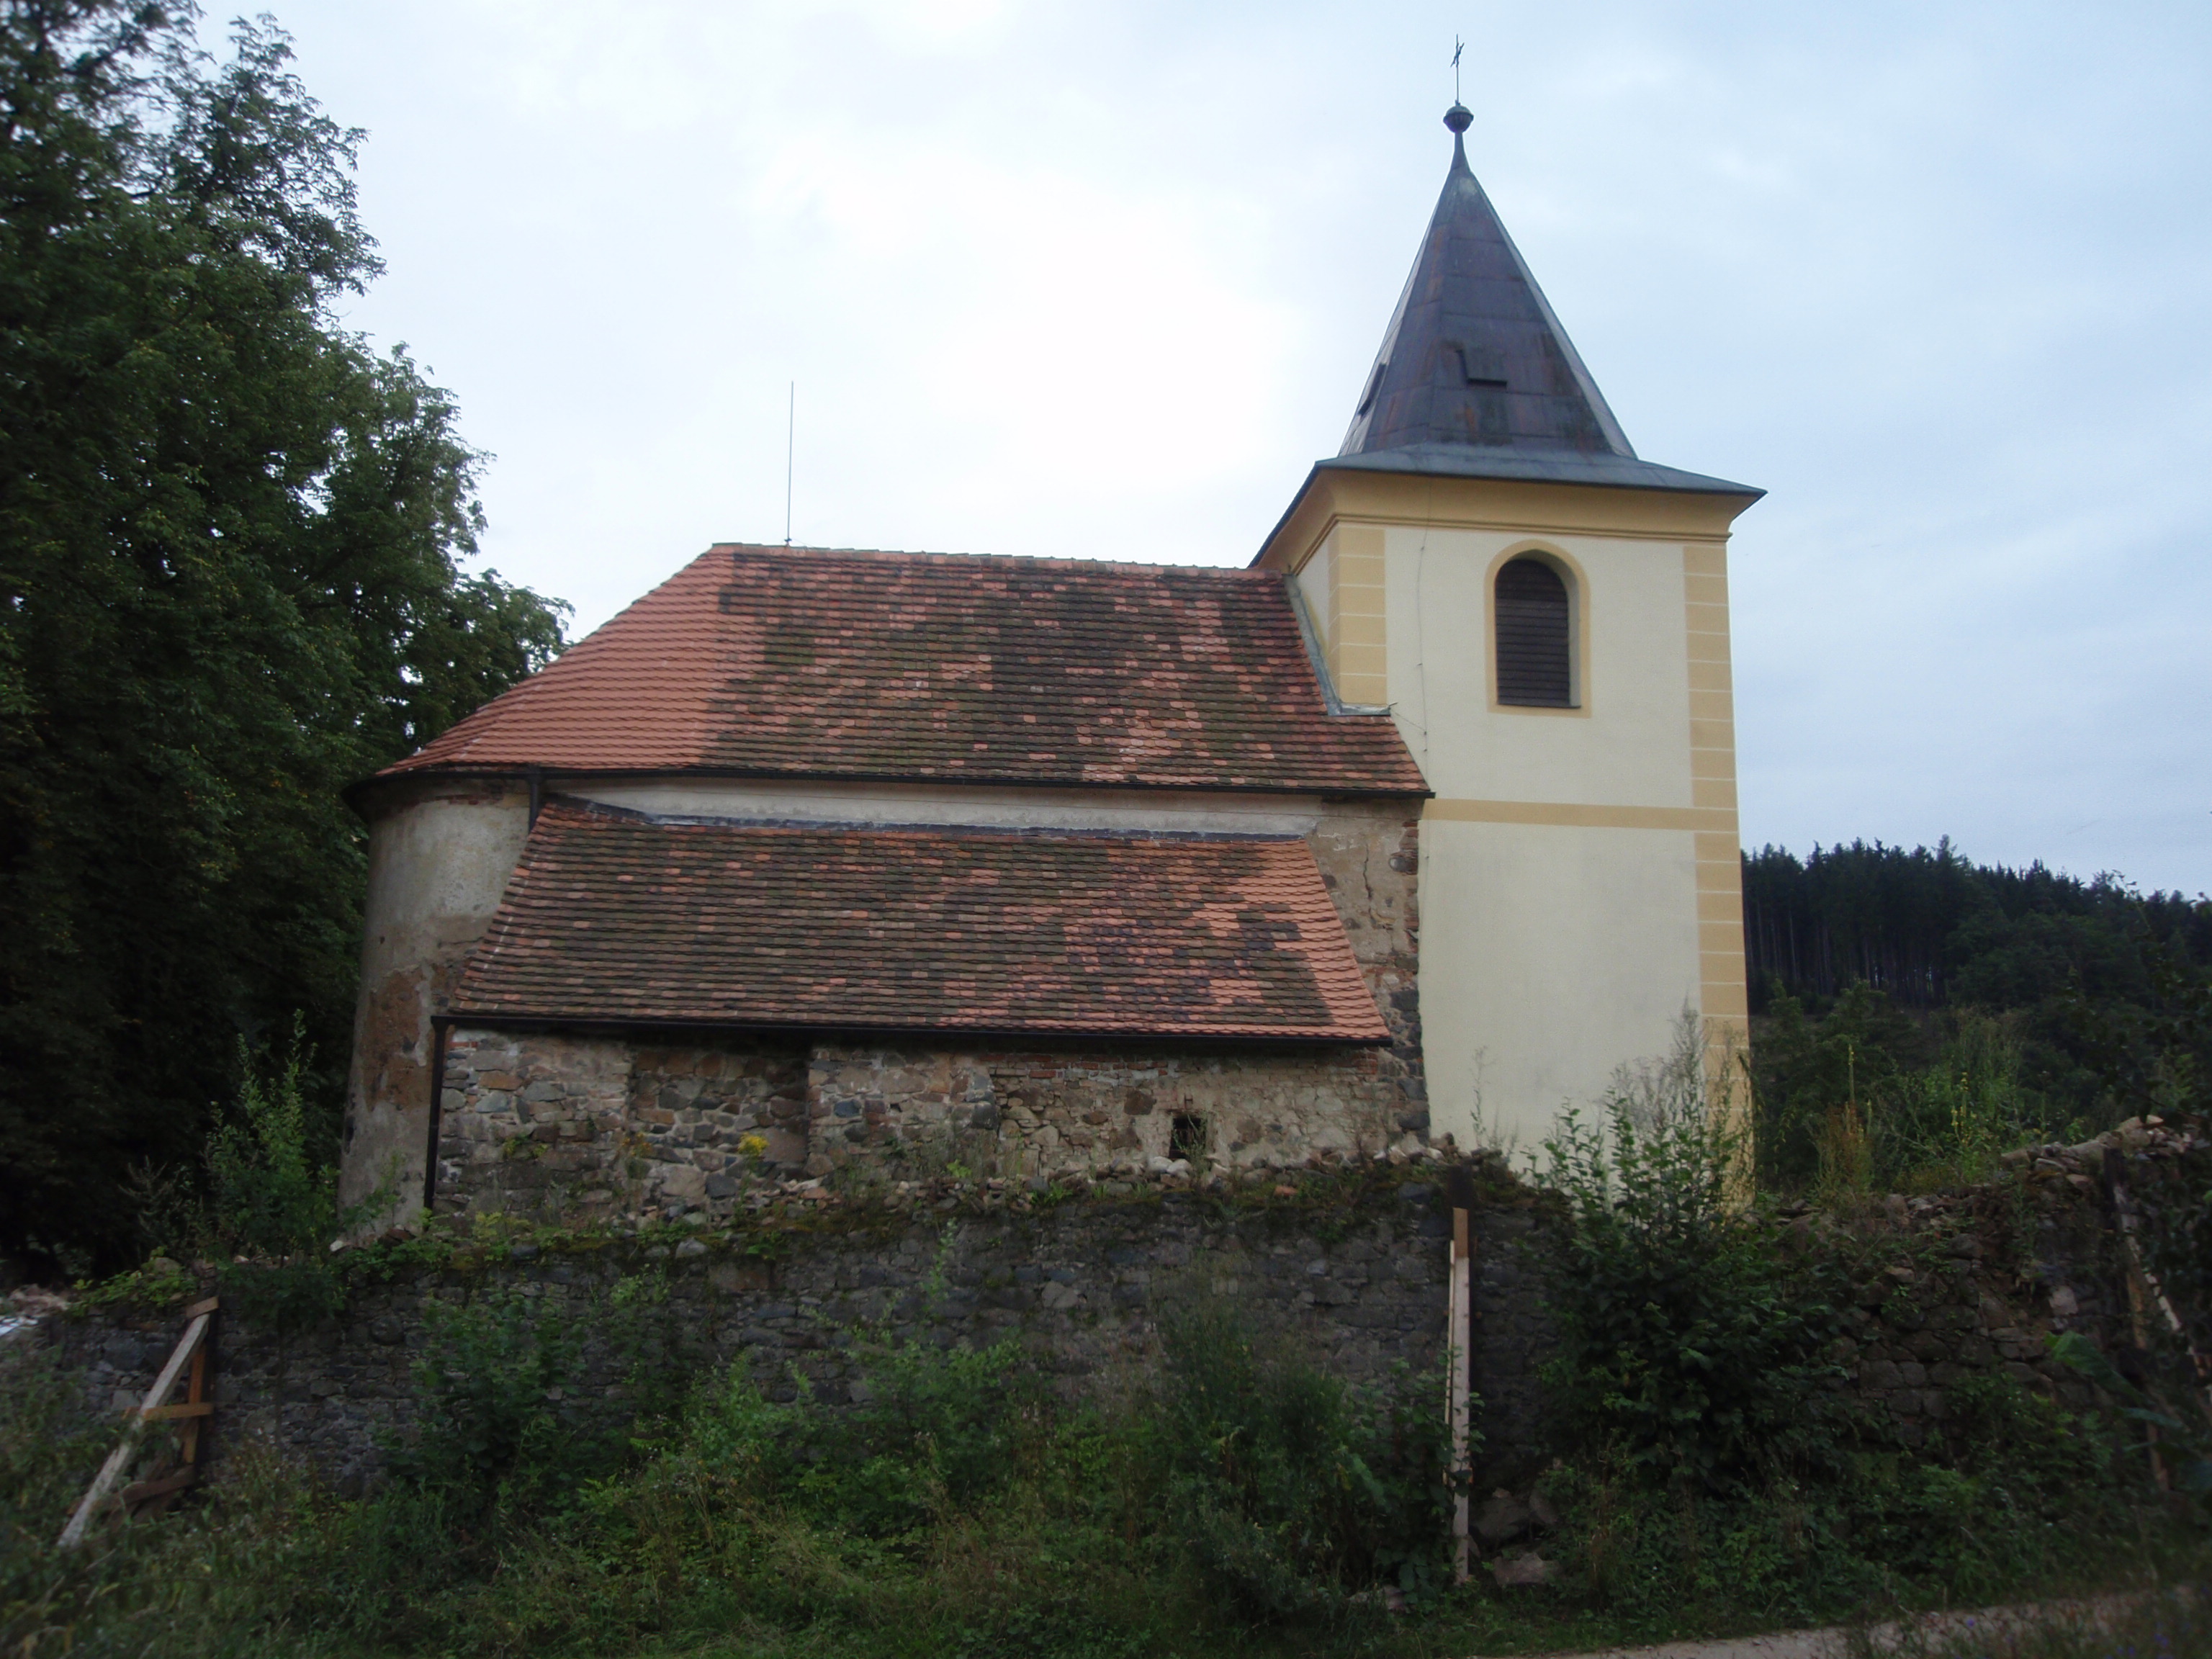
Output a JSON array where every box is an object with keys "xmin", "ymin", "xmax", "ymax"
[{"xmin": 1256, "ymin": 104, "xmax": 1762, "ymax": 1152}]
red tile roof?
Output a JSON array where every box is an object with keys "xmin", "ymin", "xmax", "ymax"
[
  {"xmin": 452, "ymin": 804, "xmax": 1389, "ymax": 1043},
  {"xmin": 385, "ymin": 545, "xmax": 1425, "ymax": 795}
]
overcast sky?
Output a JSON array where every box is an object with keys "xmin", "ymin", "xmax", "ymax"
[{"xmin": 261, "ymin": 1, "xmax": 2211, "ymax": 894}]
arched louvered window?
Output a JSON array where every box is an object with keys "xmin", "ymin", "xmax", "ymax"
[{"xmin": 1494, "ymin": 556, "xmax": 1574, "ymax": 707}]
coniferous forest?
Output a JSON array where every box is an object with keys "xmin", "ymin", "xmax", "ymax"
[{"xmin": 1745, "ymin": 840, "xmax": 2211, "ymax": 1193}]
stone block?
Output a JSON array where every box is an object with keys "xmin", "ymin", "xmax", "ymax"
[{"xmin": 657, "ymin": 1164, "xmax": 707, "ymax": 1203}]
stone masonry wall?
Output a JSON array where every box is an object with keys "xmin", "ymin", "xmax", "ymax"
[
  {"xmin": 806, "ymin": 1045, "xmax": 1411, "ymax": 1180},
  {"xmin": 1302, "ymin": 806, "xmax": 1425, "ymax": 1128},
  {"xmin": 55, "ymin": 1179, "xmax": 1522, "ymax": 1496},
  {"xmin": 53, "ymin": 1125, "xmax": 2188, "ymax": 1507},
  {"xmin": 1807, "ymin": 1186, "xmax": 2128, "ymax": 1447},
  {"xmin": 436, "ymin": 1034, "xmax": 1418, "ymax": 1226},
  {"xmin": 434, "ymin": 1030, "xmax": 810, "ymax": 1223}
]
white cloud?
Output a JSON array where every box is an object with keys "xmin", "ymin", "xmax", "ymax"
[{"xmin": 267, "ymin": 0, "xmax": 2212, "ymax": 891}]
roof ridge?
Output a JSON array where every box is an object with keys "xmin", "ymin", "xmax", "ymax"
[
  {"xmin": 534, "ymin": 797, "xmax": 1310, "ymax": 843},
  {"xmin": 711, "ymin": 543, "xmax": 1270, "ymax": 580}
]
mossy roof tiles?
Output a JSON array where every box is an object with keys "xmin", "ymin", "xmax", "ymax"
[
  {"xmin": 383, "ymin": 544, "xmax": 1425, "ymax": 796},
  {"xmin": 452, "ymin": 804, "xmax": 1390, "ymax": 1043}
]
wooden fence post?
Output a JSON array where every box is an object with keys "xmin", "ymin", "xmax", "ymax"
[{"xmin": 1448, "ymin": 1204, "xmax": 1473, "ymax": 1583}]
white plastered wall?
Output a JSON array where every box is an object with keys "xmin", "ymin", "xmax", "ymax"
[
  {"xmin": 1392, "ymin": 521, "xmax": 1719, "ymax": 1153},
  {"xmin": 1381, "ymin": 524, "xmax": 1695, "ymax": 803},
  {"xmin": 1417, "ymin": 818, "xmax": 1702, "ymax": 1152},
  {"xmin": 1276, "ymin": 472, "xmax": 1752, "ymax": 1158},
  {"xmin": 340, "ymin": 786, "xmax": 531, "ymax": 1221}
]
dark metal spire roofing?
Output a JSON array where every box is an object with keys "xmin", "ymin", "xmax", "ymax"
[{"xmin": 1327, "ymin": 106, "xmax": 1757, "ymax": 498}]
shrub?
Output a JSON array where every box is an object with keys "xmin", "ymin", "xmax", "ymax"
[
  {"xmin": 0, "ymin": 1344, "xmax": 335, "ymax": 1658},
  {"xmin": 204, "ymin": 1020, "xmax": 338, "ymax": 1262},
  {"xmin": 387, "ymin": 1286, "xmax": 583, "ymax": 1513},
  {"xmin": 1151, "ymin": 1298, "xmax": 1453, "ymax": 1617},
  {"xmin": 1540, "ymin": 1082, "xmax": 1851, "ymax": 1495}
]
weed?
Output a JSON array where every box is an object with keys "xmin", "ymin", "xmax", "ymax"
[
  {"xmin": 1540, "ymin": 1087, "xmax": 1852, "ymax": 1493},
  {"xmin": 1151, "ymin": 1295, "xmax": 1455, "ymax": 1618}
]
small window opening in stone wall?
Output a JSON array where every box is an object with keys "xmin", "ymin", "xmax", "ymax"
[{"xmin": 1169, "ymin": 1112, "xmax": 1207, "ymax": 1163}]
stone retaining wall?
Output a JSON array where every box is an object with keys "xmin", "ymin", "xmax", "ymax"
[
  {"xmin": 45, "ymin": 1131, "xmax": 2191, "ymax": 1498},
  {"xmin": 53, "ymin": 1176, "xmax": 1550, "ymax": 1495},
  {"xmin": 1814, "ymin": 1184, "xmax": 2127, "ymax": 1444}
]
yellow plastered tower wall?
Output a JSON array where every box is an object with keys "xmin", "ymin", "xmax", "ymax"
[
  {"xmin": 1256, "ymin": 102, "xmax": 1762, "ymax": 1153},
  {"xmin": 1259, "ymin": 472, "xmax": 1755, "ymax": 1152}
]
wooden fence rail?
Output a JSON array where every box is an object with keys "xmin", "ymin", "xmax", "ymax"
[{"xmin": 55, "ymin": 1295, "xmax": 217, "ymax": 1550}]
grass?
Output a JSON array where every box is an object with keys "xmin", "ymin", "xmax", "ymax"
[
  {"xmin": 5, "ymin": 1308, "xmax": 2204, "ymax": 1659},
  {"xmin": 15, "ymin": 1089, "xmax": 2208, "ymax": 1659}
]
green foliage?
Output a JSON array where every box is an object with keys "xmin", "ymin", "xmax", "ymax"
[
  {"xmin": 2050, "ymin": 1330, "xmax": 2212, "ymax": 1511},
  {"xmin": 1744, "ymin": 839, "xmax": 2212, "ymax": 1015},
  {"xmin": 1152, "ymin": 1298, "xmax": 1454, "ymax": 1617},
  {"xmin": 4, "ymin": 1267, "xmax": 2200, "ymax": 1659},
  {"xmin": 0, "ymin": 0, "xmax": 568, "ymax": 1274},
  {"xmin": 114, "ymin": 1016, "xmax": 390, "ymax": 1331},
  {"xmin": 204, "ymin": 1017, "xmax": 333, "ymax": 1260},
  {"xmin": 806, "ymin": 1332, "xmax": 1047, "ymax": 1534},
  {"xmin": 1540, "ymin": 1088, "xmax": 1851, "ymax": 1494},
  {"xmin": 0, "ymin": 1343, "xmax": 334, "ymax": 1658},
  {"xmin": 2135, "ymin": 1120, "xmax": 2212, "ymax": 1360},
  {"xmin": 1745, "ymin": 840, "xmax": 2212, "ymax": 1158},
  {"xmin": 387, "ymin": 1287, "xmax": 584, "ymax": 1514},
  {"xmin": 1532, "ymin": 1019, "xmax": 2158, "ymax": 1628},
  {"xmin": 619, "ymin": 1331, "xmax": 1055, "ymax": 1552},
  {"xmin": 1755, "ymin": 989, "xmax": 2086, "ymax": 1195},
  {"xmin": 1534, "ymin": 1281, "xmax": 2138, "ymax": 1625},
  {"xmin": 1849, "ymin": 1371, "xmax": 2128, "ymax": 1602},
  {"xmin": 1543, "ymin": 1373, "xmax": 2124, "ymax": 1628}
]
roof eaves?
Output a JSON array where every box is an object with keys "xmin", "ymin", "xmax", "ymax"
[
  {"xmin": 354, "ymin": 760, "xmax": 1433, "ymax": 804},
  {"xmin": 1321, "ymin": 445, "xmax": 1763, "ymax": 498},
  {"xmin": 1249, "ymin": 450, "xmax": 1763, "ymax": 570},
  {"xmin": 439, "ymin": 1009, "xmax": 1393, "ymax": 1048}
]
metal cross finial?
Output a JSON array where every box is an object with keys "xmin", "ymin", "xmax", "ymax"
[{"xmin": 1444, "ymin": 39, "xmax": 1473, "ymax": 139}]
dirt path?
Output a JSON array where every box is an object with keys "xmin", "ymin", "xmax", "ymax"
[{"xmin": 1467, "ymin": 1592, "xmax": 2171, "ymax": 1658}]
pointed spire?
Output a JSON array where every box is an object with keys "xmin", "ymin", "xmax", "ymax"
[
  {"xmin": 1340, "ymin": 104, "xmax": 1635, "ymax": 466},
  {"xmin": 1316, "ymin": 104, "xmax": 1755, "ymax": 496}
]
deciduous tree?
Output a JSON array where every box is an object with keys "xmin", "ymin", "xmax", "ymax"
[{"xmin": 0, "ymin": 1, "xmax": 566, "ymax": 1270}]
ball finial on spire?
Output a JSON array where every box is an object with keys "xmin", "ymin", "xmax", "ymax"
[{"xmin": 1443, "ymin": 104, "xmax": 1473, "ymax": 134}]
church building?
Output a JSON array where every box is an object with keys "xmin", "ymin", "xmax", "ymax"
[{"xmin": 338, "ymin": 104, "xmax": 1758, "ymax": 1223}]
